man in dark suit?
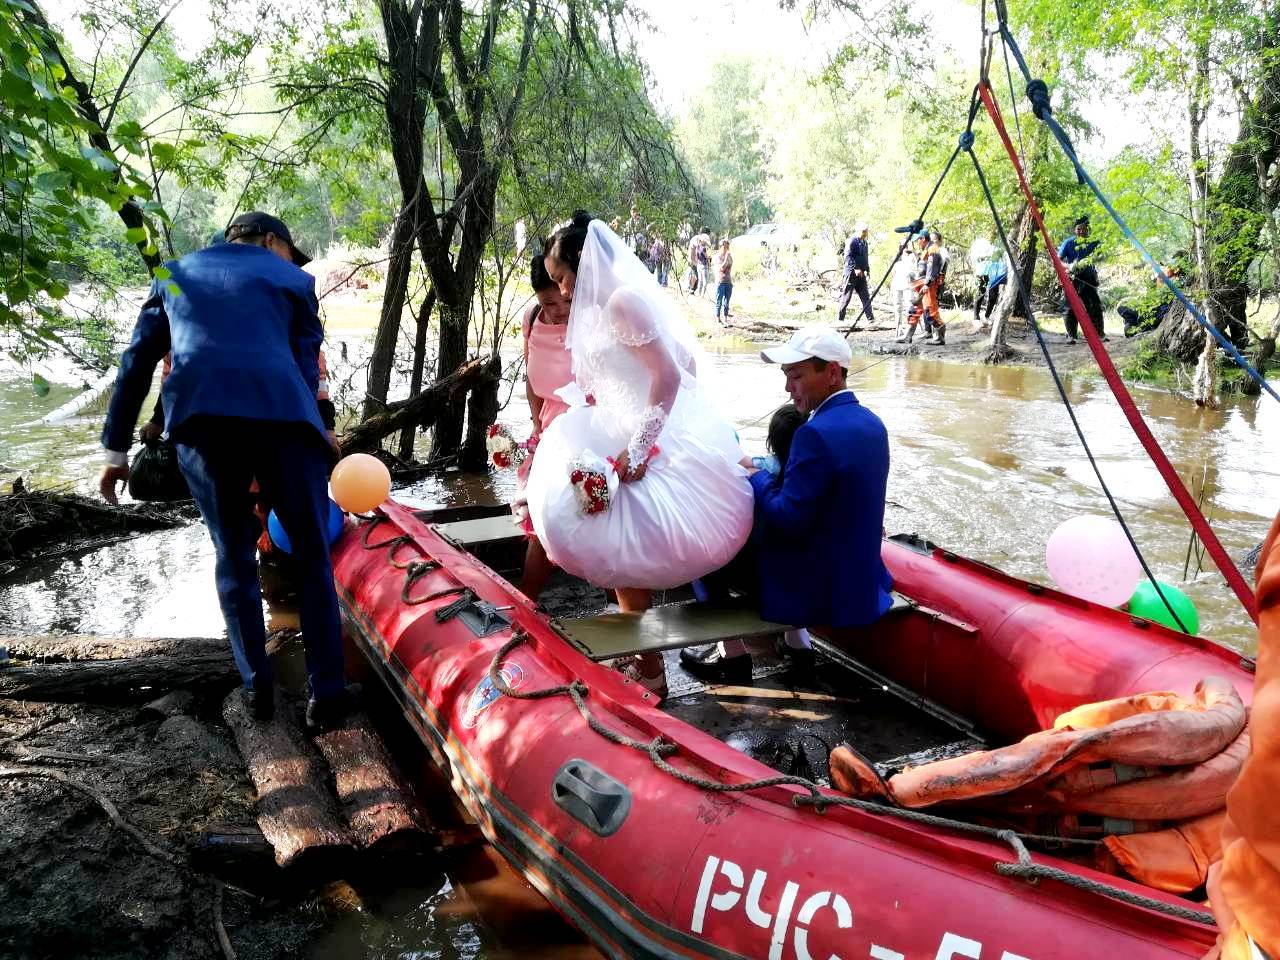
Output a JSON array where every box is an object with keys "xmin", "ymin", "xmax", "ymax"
[
  {"xmin": 98, "ymin": 212, "xmax": 352, "ymax": 731},
  {"xmin": 836, "ymin": 222, "xmax": 874, "ymax": 329},
  {"xmin": 681, "ymin": 326, "xmax": 893, "ymax": 683}
]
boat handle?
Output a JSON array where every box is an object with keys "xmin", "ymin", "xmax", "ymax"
[{"xmin": 552, "ymin": 759, "xmax": 632, "ymax": 837}]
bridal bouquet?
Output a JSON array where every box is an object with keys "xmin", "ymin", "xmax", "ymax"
[
  {"xmin": 568, "ymin": 458, "xmax": 611, "ymax": 516},
  {"xmin": 486, "ymin": 424, "xmax": 526, "ymax": 470}
]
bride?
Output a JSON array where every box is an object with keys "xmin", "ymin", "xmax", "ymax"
[{"xmin": 525, "ymin": 214, "xmax": 753, "ymax": 698}]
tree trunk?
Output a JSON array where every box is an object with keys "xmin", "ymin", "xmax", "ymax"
[
  {"xmin": 0, "ymin": 635, "xmax": 235, "ymax": 703},
  {"xmin": 221, "ymin": 689, "xmax": 353, "ymax": 872},
  {"xmin": 429, "ymin": 302, "xmax": 473, "ymax": 460},
  {"xmin": 364, "ymin": 214, "xmax": 417, "ymax": 419},
  {"xmin": 1193, "ymin": 327, "xmax": 1219, "ymax": 408},
  {"xmin": 398, "ymin": 289, "xmax": 437, "ymax": 459},
  {"xmin": 340, "ymin": 357, "xmax": 493, "ymax": 457},
  {"xmin": 1158, "ymin": 299, "xmax": 1210, "ymax": 361},
  {"xmin": 985, "ymin": 202, "xmax": 1036, "ymax": 363},
  {"xmin": 460, "ymin": 354, "xmax": 502, "ymax": 471},
  {"xmin": 1196, "ymin": 13, "xmax": 1280, "ymax": 352}
]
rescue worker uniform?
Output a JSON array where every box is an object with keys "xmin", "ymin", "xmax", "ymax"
[{"xmin": 900, "ymin": 241, "xmax": 945, "ymax": 344}]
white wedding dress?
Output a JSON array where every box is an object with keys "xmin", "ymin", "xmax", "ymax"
[{"xmin": 525, "ymin": 222, "xmax": 752, "ymax": 590}]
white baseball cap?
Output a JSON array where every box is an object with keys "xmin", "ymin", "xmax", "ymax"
[{"xmin": 761, "ymin": 326, "xmax": 853, "ymax": 366}]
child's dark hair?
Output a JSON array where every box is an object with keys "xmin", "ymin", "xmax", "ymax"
[
  {"xmin": 767, "ymin": 403, "xmax": 806, "ymax": 480},
  {"xmin": 530, "ymin": 253, "xmax": 555, "ymax": 292},
  {"xmin": 547, "ymin": 210, "xmax": 593, "ymax": 273}
]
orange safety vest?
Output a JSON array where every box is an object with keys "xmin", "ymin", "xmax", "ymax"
[{"xmin": 1207, "ymin": 513, "xmax": 1280, "ymax": 960}]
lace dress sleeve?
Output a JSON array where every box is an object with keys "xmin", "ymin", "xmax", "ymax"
[{"xmin": 607, "ymin": 287, "xmax": 661, "ymax": 347}]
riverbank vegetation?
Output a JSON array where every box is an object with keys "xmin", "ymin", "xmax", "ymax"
[{"xmin": 2, "ymin": 0, "xmax": 1278, "ymax": 464}]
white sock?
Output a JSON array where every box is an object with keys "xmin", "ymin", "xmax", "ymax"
[
  {"xmin": 718, "ymin": 638, "xmax": 749, "ymax": 658},
  {"xmin": 783, "ymin": 628, "xmax": 811, "ymax": 650}
]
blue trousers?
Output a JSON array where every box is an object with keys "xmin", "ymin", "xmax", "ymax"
[
  {"xmin": 174, "ymin": 417, "xmax": 345, "ymax": 699},
  {"xmin": 716, "ymin": 281, "xmax": 733, "ymax": 317}
]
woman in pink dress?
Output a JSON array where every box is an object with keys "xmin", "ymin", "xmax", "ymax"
[{"xmin": 516, "ymin": 253, "xmax": 573, "ymax": 599}]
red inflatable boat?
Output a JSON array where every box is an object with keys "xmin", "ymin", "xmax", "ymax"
[{"xmin": 332, "ymin": 500, "xmax": 1255, "ymax": 960}]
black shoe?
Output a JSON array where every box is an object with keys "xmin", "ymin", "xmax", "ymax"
[
  {"xmin": 679, "ymin": 646, "xmax": 752, "ymax": 685},
  {"xmin": 246, "ymin": 685, "xmax": 275, "ymax": 722},
  {"xmin": 305, "ymin": 683, "xmax": 362, "ymax": 735},
  {"xmin": 775, "ymin": 640, "xmax": 815, "ymax": 673}
]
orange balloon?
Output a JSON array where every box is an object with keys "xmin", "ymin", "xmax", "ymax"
[{"xmin": 331, "ymin": 453, "xmax": 391, "ymax": 513}]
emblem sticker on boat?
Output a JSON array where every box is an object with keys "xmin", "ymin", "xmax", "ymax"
[{"xmin": 461, "ymin": 662, "xmax": 525, "ymax": 728}]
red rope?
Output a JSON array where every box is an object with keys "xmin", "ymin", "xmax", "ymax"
[{"xmin": 977, "ymin": 82, "xmax": 1258, "ymax": 624}]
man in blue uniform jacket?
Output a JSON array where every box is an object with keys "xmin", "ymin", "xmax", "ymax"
[
  {"xmin": 681, "ymin": 326, "xmax": 894, "ymax": 683},
  {"xmin": 98, "ymin": 211, "xmax": 352, "ymax": 731}
]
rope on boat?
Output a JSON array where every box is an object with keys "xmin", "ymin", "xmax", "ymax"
[
  {"xmin": 486, "ymin": 631, "xmax": 1216, "ymax": 927},
  {"xmin": 354, "ymin": 509, "xmax": 1215, "ymax": 924}
]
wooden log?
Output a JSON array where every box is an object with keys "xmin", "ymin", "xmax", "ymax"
[
  {"xmin": 0, "ymin": 636, "xmax": 237, "ymax": 703},
  {"xmin": 312, "ymin": 709, "xmax": 431, "ymax": 852},
  {"xmin": 339, "ymin": 357, "xmax": 494, "ymax": 456},
  {"xmin": 221, "ymin": 689, "xmax": 353, "ymax": 871},
  {"xmin": 2, "ymin": 633, "xmax": 224, "ymax": 662}
]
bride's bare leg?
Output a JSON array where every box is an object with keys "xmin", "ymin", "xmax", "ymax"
[
  {"xmin": 614, "ymin": 588, "xmax": 667, "ymax": 698},
  {"xmin": 518, "ymin": 536, "xmax": 556, "ymax": 601}
]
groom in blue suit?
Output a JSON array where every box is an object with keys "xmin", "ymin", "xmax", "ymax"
[
  {"xmin": 98, "ymin": 212, "xmax": 351, "ymax": 730},
  {"xmin": 682, "ymin": 326, "xmax": 893, "ymax": 683}
]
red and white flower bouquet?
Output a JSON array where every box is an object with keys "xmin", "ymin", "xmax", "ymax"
[
  {"xmin": 486, "ymin": 424, "xmax": 527, "ymax": 470},
  {"xmin": 568, "ymin": 457, "xmax": 611, "ymax": 516}
]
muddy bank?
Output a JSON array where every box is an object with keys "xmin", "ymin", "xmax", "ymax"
[{"xmin": 0, "ymin": 661, "xmax": 498, "ymax": 960}]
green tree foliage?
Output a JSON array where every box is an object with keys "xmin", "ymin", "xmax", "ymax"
[
  {"xmin": 677, "ymin": 57, "xmax": 772, "ymax": 233},
  {"xmin": 0, "ymin": 0, "xmax": 160, "ymax": 359}
]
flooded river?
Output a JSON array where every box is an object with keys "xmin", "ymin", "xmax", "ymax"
[{"xmin": 1, "ymin": 345, "xmax": 1276, "ymax": 955}]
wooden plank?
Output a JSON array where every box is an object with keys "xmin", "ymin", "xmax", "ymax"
[
  {"xmin": 561, "ymin": 602, "xmax": 789, "ymax": 661},
  {"xmin": 433, "ymin": 515, "xmax": 524, "ymax": 548}
]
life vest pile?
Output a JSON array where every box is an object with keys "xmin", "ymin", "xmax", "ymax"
[{"xmin": 829, "ymin": 676, "xmax": 1248, "ymax": 893}]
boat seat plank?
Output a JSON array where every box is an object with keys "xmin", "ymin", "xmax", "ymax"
[
  {"xmin": 561, "ymin": 602, "xmax": 789, "ymax": 661},
  {"xmin": 433, "ymin": 515, "xmax": 524, "ymax": 549},
  {"xmin": 563, "ymin": 592, "xmax": 918, "ymax": 662}
]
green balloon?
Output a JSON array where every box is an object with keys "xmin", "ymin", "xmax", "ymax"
[{"xmin": 1129, "ymin": 580, "xmax": 1199, "ymax": 635}]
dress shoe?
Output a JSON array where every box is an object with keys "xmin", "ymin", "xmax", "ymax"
[
  {"xmin": 305, "ymin": 683, "xmax": 362, "ymax": 735},
  {"xmin": 246, "ymin": 685, "xmax": 274, "ymax": 722},
  {"xmin": 679, "ymin": 645, "xmax": 752, "ymax": 685},
  {"xmin": 775, "ymin": 639, "xmax": 815, "ymax": 673}
]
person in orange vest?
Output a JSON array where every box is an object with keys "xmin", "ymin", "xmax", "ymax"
[
  {"xmin": 1205, "ymin": 510, "xmax": 1280, "ymax": 960},
  {"xmin": 897, "ymin": 232, "xmax": 946, "ymax": 345}
]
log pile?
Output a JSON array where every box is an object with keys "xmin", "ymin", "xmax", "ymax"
[
  {"xmin": 221, "ymin": 688, "xmax": 353, "ymax": 872},
  {"xmin": 1, "ymin": 630, "xmax": 439, "ymax": 887}
]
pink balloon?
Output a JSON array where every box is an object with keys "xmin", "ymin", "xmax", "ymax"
[{"xmin": 1045, "ymin": 515, "xmax": 1141, "ymax": 606}]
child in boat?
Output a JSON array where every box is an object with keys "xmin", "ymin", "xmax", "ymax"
[{"xmin": 751, "ymin": 403, "xmax": 806, "ymax": 480}]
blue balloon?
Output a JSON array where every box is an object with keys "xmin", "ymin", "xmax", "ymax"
[{"xmin": 267, "ymin": 501, "xmax": 345, "ymax": 554}]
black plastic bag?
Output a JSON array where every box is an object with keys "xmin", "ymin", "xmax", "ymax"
[{"xmin": 128, "ymin": 439, "xmax": 191, "ymax": 502}]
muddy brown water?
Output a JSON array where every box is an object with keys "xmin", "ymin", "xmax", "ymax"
[{"xmin": 1, "ymin": 346, "xmax": 1276, "ymax": 956}]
